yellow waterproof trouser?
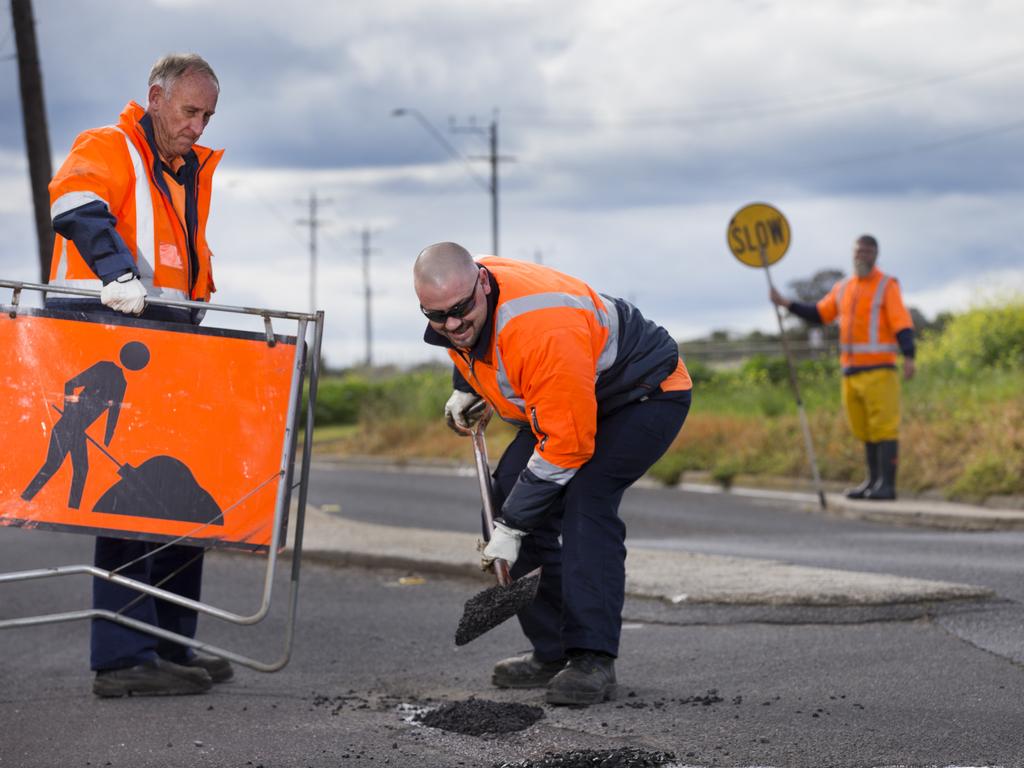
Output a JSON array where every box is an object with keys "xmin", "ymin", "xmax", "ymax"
[{"xmin": 842, "ymin": 367, "xmax": 900, "ymax": 443}]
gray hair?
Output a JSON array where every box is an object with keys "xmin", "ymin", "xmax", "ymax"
[{"xmin": 148, "ymin": 53, "xmax": 219, "ymax": 96}]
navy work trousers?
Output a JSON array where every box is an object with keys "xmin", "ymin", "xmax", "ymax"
[
  {"xmin": 491, "ymin": 390, "xmax": 690, "ymax": 661},
  {"xmin": 44, "ymin": 299, "xmax": 206, "ymax": 671},
  {"xmin": 91, "ymin": 537, "xmax": 205, "ymax": 670}
]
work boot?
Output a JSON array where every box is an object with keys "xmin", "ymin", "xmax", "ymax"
[
  {"xmin": 864, "ymin": 440, "xmax": 898, "ymax": 501},
  {"xmin": 180, "ymin": 653, "xmax": 234, "ymax": 683},
  {"xmin": 93, "ymin": 658, "xmax": 212, "ymax": 698},
  {"xmin": 845, "ymin": 442, "xmax": 879, "ymax": 499},
  {"xmin": 545, "ymin": 651, "xmax": 617, "ymax": 706},
  {"xmin": 492, "ymin": 652, "xmax": 567, "ymax": 689}
]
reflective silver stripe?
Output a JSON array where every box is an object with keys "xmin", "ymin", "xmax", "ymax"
[
  {"xmin": 114, "ymin": 127, "xmax": 174, "ymax": 300},
  {"xmin": 494, "ymin": 347, "xmax": 526, "ymax": 414},
  {"xmin": 51, "ymin": 191, "xmax": 109, "ymax": 219},
  {"xmin": 869, "ymin": 276, "xmax": 890, "ymax": 348},
  {"xmin": 53, "ymin": 237, "xmax": 70, "ymax": 282},
  {"xmin": 495, "ymin": 292, "xmax": 608, "ymax": 336},
  {"xmin": 841, "ymin": 343, "xmax": 899, "ymax": 353},
  {"xmin": 527, "ymin": 451, "xmax": 577, "ymax": 486},
  {"xmin": 596, "ymin": 294, "xmax": 620, "ymax": 373},
  {"xmin": 49, "ymin": 276, "xmax": 102, "ymax": 290}
]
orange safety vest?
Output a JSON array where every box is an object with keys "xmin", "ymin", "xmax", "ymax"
[
  {"xmin": 816, "ymin": 267, "xmax": 913, "ymax": 369},
  {"xmin": 448, "ymin": 258, "xmax": 690, "ymax": 484},
  {"xmin": 48, "ymin": 101, "xmax": 223, "ymax": 301}
]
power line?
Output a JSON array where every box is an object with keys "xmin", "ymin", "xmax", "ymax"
[
  {"xmin": 805, "ymin": 117, "xmax": 1024, "ymax": 170},
  {"xmin": 502, "ymin": 49, "xmax": 1024, "ymax": 129}
]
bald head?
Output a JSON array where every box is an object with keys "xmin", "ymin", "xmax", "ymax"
[
  {"xmin": 413, "ymin": 242, "xmax": 478, "ymax": 293},
  {"xmin": 414, "ymin": 242, "xmax": 491, "ymax": 349}
]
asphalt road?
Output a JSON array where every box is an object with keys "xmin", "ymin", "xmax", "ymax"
[{"xmin": 2, "ymin": 464, "xmax": 1024, "ymax": 767}]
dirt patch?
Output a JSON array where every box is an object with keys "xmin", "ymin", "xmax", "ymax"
[
  {"xmin": 494, "ymin": 747, "xmax": 678, "ymax": 768},
  {"xmin": 415, "ymin": 697, "xmax": 544, "ymax": 736},
  {"xmin": 616, "ymin": 688, "xmax": 730, "ymax": 709}
]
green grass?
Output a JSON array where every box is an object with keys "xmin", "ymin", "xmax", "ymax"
[{"xmin": 311, "ymin": 300, "xmax": 1024, "ymax": 503}]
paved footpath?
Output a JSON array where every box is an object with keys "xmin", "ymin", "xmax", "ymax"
[{"xmin": 296, "ymin": 468, "xmax": 1024, "ymax": 610}]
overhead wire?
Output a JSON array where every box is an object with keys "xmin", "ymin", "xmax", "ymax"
[{"xmin": 501, "ymin": 49, "xmax": 1024, "ymax": 129}]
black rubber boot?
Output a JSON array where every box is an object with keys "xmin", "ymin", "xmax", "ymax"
[
  {"xmin": 545, "ymin": 651, "xmax": 617, "ymax": 706},
  {"xmin": 864, "ymin": 440, "xmax": 898, "ymax": 500},
  {"xmin": 492, "ymin": 652, "xmax": 567, "ymax": 689},
  {"xmin": 845, "ymin": 442, "xmax": 879, "ymax": 499}
]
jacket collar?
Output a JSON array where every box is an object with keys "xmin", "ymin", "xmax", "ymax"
[
  {"xmin": 117, "ymin": 101, "xmax": 216, "ymax": 168},
  {"xmin": 423, "ymin": 266, "xmax": 499, "ymax": 359}
]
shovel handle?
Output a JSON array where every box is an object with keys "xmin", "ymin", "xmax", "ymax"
[{"xmin": 470, "ymin": 415, "xmax": 513, "ymax": 587}]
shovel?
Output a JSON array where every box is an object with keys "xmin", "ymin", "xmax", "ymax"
[{"xmin": 454, "ymin": 409, "xmax": 541, "ymax": 646}]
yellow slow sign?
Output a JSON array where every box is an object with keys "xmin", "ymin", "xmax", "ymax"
[{"xmin": 726, "ymin": 202, "xmax": 791, "ymax": 268}]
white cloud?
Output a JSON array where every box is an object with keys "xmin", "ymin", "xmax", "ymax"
[{"xmin": 2, "ymin": 0, "xmax": 1022, "ymax": 368}]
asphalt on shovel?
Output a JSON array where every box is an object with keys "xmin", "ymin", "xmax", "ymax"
[{"xmin": 454, "ymin": 409, "xmax": 541, "ymax": 646}]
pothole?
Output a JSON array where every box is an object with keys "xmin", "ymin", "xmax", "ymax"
[
  {"xmin": 414, "ymin": 697, "xmax": 545, "ymax": 736},
  {"xmin": 493, "ymin": 747, "xmax": 679, "ymax": 768}
]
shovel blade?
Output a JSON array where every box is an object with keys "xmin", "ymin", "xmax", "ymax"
[{"xmin": 454, "ymin": 569, "xmax": 541, "ymax": 647}]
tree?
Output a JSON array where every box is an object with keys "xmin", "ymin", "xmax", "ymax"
[{"xmin": 787, "ymin": 269, "xmax": 844, "ymax": 304}]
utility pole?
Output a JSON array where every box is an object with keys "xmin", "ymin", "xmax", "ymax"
[
  {"xmin": 12, "ymin": 0, "xmax": 54, "ymax": 281},
  {"xmin": 296, "ymin": 190, "xmax": 329, "ymax": 313},
  {"xmin": 393, "ymin": 107, "xmax": 512, "ymax": 257},
  {"xmin": 360, "ymin": 227, "xmax": 376, "ymax": 369},
  {"xmin": 452, "ymin": 111, "xmax": 512, "ymax": 256}
]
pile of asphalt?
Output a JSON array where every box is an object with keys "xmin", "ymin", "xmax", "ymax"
[
  {"xmin": 494, "ymin": 747, "xmax": 678, "ymax": 768},
  {"xmin": 414, "ymin": 697, "xmax": 545, "ymax": 736}
]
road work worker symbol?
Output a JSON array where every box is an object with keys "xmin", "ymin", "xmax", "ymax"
[
  {"xmin": 1, "ymin": 310, "xmax": 297, "ymax": 550},
  {"xmin": 726, "ymin": 202, "xmax": 791, "ymax": 268},
  {"xmin": 21, "ymin": 341, "xmax": 151, "ymax": 509}
]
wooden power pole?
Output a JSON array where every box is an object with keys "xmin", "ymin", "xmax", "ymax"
[{"xmin": 11, "ymin": 0, "xmax": 54, "ymax": 281}]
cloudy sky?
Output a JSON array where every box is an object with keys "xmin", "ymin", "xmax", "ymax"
[{"xmin": 2, "ymin": 0, "xmax": 1022, "ymax": 367}]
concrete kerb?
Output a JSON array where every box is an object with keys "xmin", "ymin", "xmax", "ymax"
[
  {"xmin": 291, "ymin": 504, "xmax": 994, "ymax": 608},
  {"xmin": 678, "ymin": 482, "xmax": 1024, "ymax": 532}
]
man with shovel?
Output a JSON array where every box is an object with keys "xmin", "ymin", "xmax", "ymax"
[
  {"xmin": 42, "ymin": 53, "xmax": 231, "ymax": 696},
  {"xmin": 414, "ymin": 242, "xmax": 692, "ymax": 705}
]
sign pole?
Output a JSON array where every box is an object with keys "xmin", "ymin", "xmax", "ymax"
[{"xmin": 760, "ymin": 246, "xmax": 827, "ymax": 510}]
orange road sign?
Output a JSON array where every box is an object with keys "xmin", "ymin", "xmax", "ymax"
[
  {"xmin": 726, "ymin": 202, "xmax": 791, "ymax": 267},
  {"xmin": 0, "ymin": 310, "xmax": 297, "ymax": 551}
]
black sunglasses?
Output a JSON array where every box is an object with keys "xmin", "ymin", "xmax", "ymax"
[{"xmin": 420, "ymin": 272, "xmax": 481, "ymax": 324}]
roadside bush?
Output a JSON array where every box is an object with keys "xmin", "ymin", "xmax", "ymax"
[
  {"xmin": 918, "ymin": 299, "xmax": 1024, "ymax": 375},
  {"xmin": 740, "ymin": 354, "xmax": 790, "ymax": 385},
  {"xmin": 308, "ymin": 376, "xmax": 372, "ymax": 426}
]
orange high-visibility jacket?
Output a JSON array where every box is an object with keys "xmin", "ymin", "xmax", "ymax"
[
  {"xmin": 816, "ymin": 267, "xmax": 913, "ymax": 369},
  {"xmin": 48, "ymin": 101, "xmax": 223, "ymax": 301},
  {"xmin": 439, "ymin": 258, "xmax": 690, "ymax": 521}
]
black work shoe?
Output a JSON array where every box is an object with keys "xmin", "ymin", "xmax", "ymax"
[
  {"xmin": 180, "ymin": 654, "xmax": 234, "ymax": 683},
  {"xmin": 545, "ymin": 652, "xmax": 617, "ymax": 706},
  {"xmin": 492, "ymin": 652, "xmax": 567, "ymax": 689},
  {"xmin": 93, "ymin": 658, "xmax": 212, "ymax": 698}
]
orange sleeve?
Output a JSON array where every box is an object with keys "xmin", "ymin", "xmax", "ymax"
[
  {"xmin": 884, "ymin": 278, "xmax": 913, "ymax": 333},
  {"xmin": 511, "ymin": 324, "xmax": 599, "ymax": 472},
  {"xmin": 816, "ymin": 281, "xmax": 842, "ymax": 325},
  {"xmin": 49, "ymin": 129, "xmax": 127, "ymax": 212}
]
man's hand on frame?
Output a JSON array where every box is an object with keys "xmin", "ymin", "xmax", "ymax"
[{"xmin": 100, "ymin": 273, "xmax": 146, "ymax": 315}]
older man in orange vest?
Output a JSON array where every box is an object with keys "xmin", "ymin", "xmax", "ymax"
[
  {"xmin": 45, "ymin": 53, "xmax": 231, "ymax": 697},
  {"xmin": 771, "ymin": 234, "xmax": 915, "ymax": 500}
]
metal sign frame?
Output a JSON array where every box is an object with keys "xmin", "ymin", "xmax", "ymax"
[{"xmin": 0, "ymin": 280, "xmax": 324, "ymax": 673}]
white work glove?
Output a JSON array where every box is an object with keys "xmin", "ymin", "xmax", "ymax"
[
  {"xmin": 100, "ymin": 273, "xmax": 146, "ymax": 315},
  {"xmin": 444, "ymin": 389, "xmax": 484, "ymax": 434},
  {"xmin": 480, "ymin": 520, "xmax": 527, "ymax": 571}
]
